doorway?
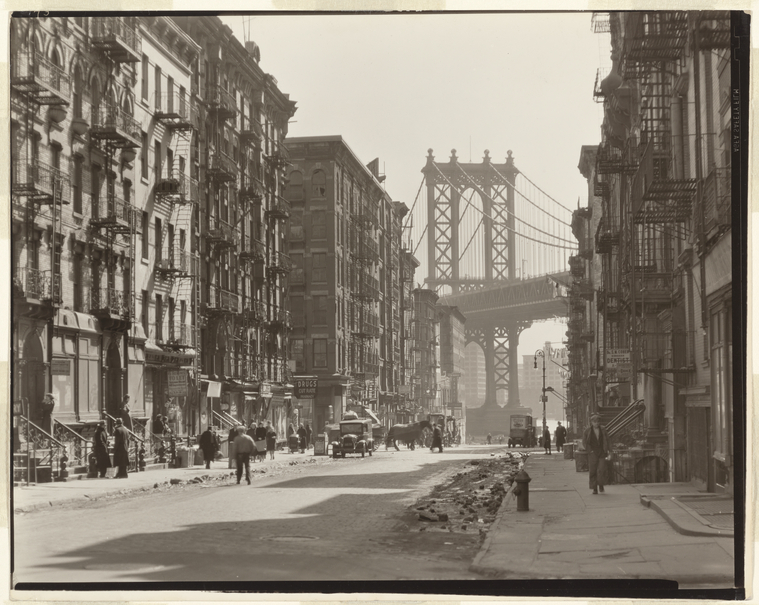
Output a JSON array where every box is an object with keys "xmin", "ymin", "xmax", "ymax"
[
  {"xmin": 21, "ymin": 331, "xmax": 46, "ymax": 426},
  {"xmin": 105, "ymin": 340, "xmax": 122, "ymax": 422}
]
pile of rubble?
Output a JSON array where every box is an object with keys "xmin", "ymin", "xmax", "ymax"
[{"xmin": 411, "ymin": 452, "xmax": 528, "ymax": 536}]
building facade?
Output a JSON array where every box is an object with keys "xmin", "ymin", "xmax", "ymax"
[
  {"xmin": 283, "ymin": 136, "xmax": 412, "ymax": 433},
  {"xmin": 571, "ymin": 11, "xmax": 733, "ymax": 491},
  {"xmin": 437, "ymin": 305, "xmax": 466, "ymax": 434},
  {"xmin": 11, "ymin": 15, "xmax": 296, "ymax": 477}
]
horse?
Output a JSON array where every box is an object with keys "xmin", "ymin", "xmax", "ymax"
[{"xmin": 385, "ymin": 420, "xmax": 433, "ymax": 451}]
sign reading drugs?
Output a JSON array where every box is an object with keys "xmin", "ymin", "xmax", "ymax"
[
  {"xmin": 294, "ymin": 376, "xmax": 318, "ymax": 398},
  {"xmin": 168, "ymin": 370, "xmax": 189, "ymax": 397}
]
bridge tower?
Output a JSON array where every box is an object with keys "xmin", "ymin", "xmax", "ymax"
[{"xmin": 422, "ymin": 148, "xmax": 528, "ymax": 409}]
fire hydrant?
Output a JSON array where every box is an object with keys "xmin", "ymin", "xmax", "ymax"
[{"xmin": 513, "ymin": 469, "xmax": 532, "ymax": 511}]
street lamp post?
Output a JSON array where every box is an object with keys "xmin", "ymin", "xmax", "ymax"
[{"xmin": 534, "ymin": 349, "xmax": 547, "ymax": 433}]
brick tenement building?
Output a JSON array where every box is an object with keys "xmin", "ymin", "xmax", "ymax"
[
  {"xmin": 11, "ymin": 15, "xmax": 295, "ymax": 477},
  {"xmin": 283, "ymin": 136, "xmax": 418, "ymax": 433}
]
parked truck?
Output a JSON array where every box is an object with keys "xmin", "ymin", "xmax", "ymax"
[{"xmin": 508, "ymin": 414, "xmax": 536, "ymax": 448}]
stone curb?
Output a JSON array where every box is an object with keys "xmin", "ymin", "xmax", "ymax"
[
  {"xmin": 641, "ymin": 495, "xmax": 734, "ymax": 538},
  {"xmin": 469, "ymin": 460, "xmax": 523, "ymax": 576}
]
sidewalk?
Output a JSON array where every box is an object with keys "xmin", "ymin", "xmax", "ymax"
[
  {"xmin": 470, "ymin": 452, "xmax": 735, "ymax": 587},
  {"xmin": 12, "ymin": 450, "xmax": 315, "ymax": 513}
]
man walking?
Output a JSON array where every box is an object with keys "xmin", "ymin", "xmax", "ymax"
[
  {"xmin": 554, "ymin": 421, "xmax": 567, "ymax": 453},
  {"xmin": 198, "ymin": 426, "xmax": 219, "ymax": 469},
  {"xmin": 583, "ymin": 414, "xmax": 610, "ymax": 494},
  {"xmin": 542, "ymin": 426, "xmax": 552, "ymax": 455},
  {"xmin": 113, "ymin": 417, "xmax": 130, "ymax": 478},
  {"xmin": 233, "ymin": 427, "xmax": 256, "ymax": 485}
]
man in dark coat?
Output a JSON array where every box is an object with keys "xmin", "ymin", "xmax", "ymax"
[
  {"xmin": 297, "ymin": 423, "xmax": 307, "ymax": 454},
  {"xmin": 305, "ymin": 422, "xmax": 313, "ymax": 449},
  {"xmin": 120, "ymin": 395, "xmax": 133, "ymax": 432},
  {"xmin": 198, "ymin": 426, "xmax": 219, "ymax": 469},
  {"xmin": 93, "ymin": 421, "xmax": 111, "ymax": 478},
  {"xmin": 554, "ymin": 422, "xmax": 567, "ymax": 453},
  {"xmin": 254, "ymin": 422, "xmax": 267, "ymax": 441},
  {"xmin": 152, "ymin": 414, "xmax": 165, "ymax": 435},
  {"xmin": 542, "ymin": 426, "xmax": 552, "ymax": 454},
  {"xmin": 265, "ymin": 423, "xmax": 277, "ymax": 460},
  {"xmin": 113, "ymin": 417, "xmax": 130, "ymax": 478},
  {"xmin": 430, "ymin": 424, "xmax": 444, "ymax": 453},
  {"xmin": 583, "ymin": 414, "xmax": 611, "ymax": 494}
]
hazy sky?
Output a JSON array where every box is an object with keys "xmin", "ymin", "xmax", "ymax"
[{"xmin": 221, "ymin": 12, "xmax": 610, "ymax": 355}]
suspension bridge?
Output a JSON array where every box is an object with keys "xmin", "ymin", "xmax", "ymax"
[{"xmin": 404, "ymin": 148, "xmax": 576, "ymax": 428}]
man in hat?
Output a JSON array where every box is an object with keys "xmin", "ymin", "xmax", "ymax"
[
  {"xmin": 554, "ymin": 421, "xmax": 567, "ymax": 453},
  {"xmin": 583, "ymin": 414, "xmax": 610, "ymax": 494},
  {"xmin": 93, "ymin": 420, "xmax": 111, "ymax": 478},
  {"xmin": 198, "ymin": 426, "xmax": 219, "ymax": 469},
  {"xmin": 113, "ymin": 417, "xmax": 130, "ymax": 478},
  {"xmin": 233, "ymin": 426, "xmax": 256, "ymax": 485}
]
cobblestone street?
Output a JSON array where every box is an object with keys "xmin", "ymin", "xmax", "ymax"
[{"xmin": 13, "ymin": 448, "xmax": 491, "ymax": 583}]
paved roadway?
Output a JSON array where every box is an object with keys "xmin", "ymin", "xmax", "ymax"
[{"xmin": 13, "ymin": 446, "xmax": 493, "ymax": 584}]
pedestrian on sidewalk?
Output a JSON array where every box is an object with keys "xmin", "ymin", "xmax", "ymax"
[
  {"xmin": 486, "ymin": 433, "xmax": 492, "ymax": 445},
  {"xmin": 431, "ymin": 424, "xmax": 444, "ymax": 453},
  {"xmin": 113, "ymin": 418, "xmax": 130, "ymax": 478},
  {"xmin": 554, "ymin": 422, "xmax": 567, "ymax": 453},
  {"xmin": 265, "ymin": 423, "xmax": 277, "ymax": 460},
  {"xmin": 297, "ymin": 423, "xmax": 307, "ymax": 454},
  {"xmin": 93, "ymin": 421, "xmax": 111, "ymax": 478},
  {"xmin": 233, "ymin": 427, "xmax": 256, "ymax": 485},
  {"xmin": 542, "ymin": 426, "xmax": 552, "ymax": 454},
  {"xmin": 305, "ymin": 422, "xmax": 312, "ymax": 449},
  {"xmin": 120, "ymin": 395, "xmax": 133, "ymax": 432},
  {"xmin": 198, "ymin": 426, "xmax": 219, "ymax": 469},
  {"xmin": 227, "ymin": 426, "xmax": 237, "ymax": 469},
  {"xmin": 254, "ymin": 422, "xmax": 267, "ymax": 442},
  {"xmin": 583, "ymin": 414, "xmax": 610, "ymax": 494}
]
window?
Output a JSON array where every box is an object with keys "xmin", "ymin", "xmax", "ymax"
[
  {"xmin": 312, "ymin": 169, "xmax": 326, "ymax": 197},
  {"xmin": 141, "ymin": 212, "xmax": 149, "ymax": 259},
  {"xmin": 154, "ymin": 140, "xmax": 161, "ymax": 180},
  {"xmin": 313, "ymin": 339, "xmax": 327, "ymax": 368},
  {"xmin": 141, "ymin": 54, "xmax": 149, "ymax": 101},
  {"xmin": 312, "ymin": 210, "xmax": 326, "ymax": 240},
  {"xmin": 73, "ymin": 66, "xmax": 83, "ymax": 120},
  {"xmin": 154, "ymin": 65, "xmax": 162, "ymax": 110},
  {"xmin": 73, "ymin": 156, "xmax": 83, "ymax": 213},
  {"xmin": 291, "ymin": 339, "xmax": 305, "ymax": 372},
  {"xmin": 123, "ymin": 180, "xmax": 131, "ymax": 206},
  {"xmin": 141, "ymin": 290, "xmax": 149, "ymax": 335},
  {"xmin": 155, "ymin": 217, "xmax": 162, "ymax": 263},
  {"xmin": 287, "ymin": 171, "xmax": 304, "ymax": 201},
  {"xmin": 167, "ymin": 76, "xmax": 174, "ymax": 113},
  {"xmin": 141, "ymin": 131, "xmax": 148, "ymax": 178},
  {"xmin": 290, "ymin": 296, "xmax": 304, "ymax": 327},
  {"xmin": 313, "ymin": 295, "xmax": 327, "ymax": 325},
  {"xmin": 73, "ymin": 254, "xmax": 82, "ymax": 312},
  {"xmin": 91, "ymin": 164, "xmax": 101, "ymax": 218},
  {"xmin": 312, "ymin": 253, "xmax": 327, "ymax": 283},
  {"xmin": 155, "ymin": 294, "xmax": 163, "ymax": 341}
]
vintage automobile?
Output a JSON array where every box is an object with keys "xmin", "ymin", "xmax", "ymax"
[{"xmin": 332, "ymin": 418, "xmax": 374, "ymax": 458}]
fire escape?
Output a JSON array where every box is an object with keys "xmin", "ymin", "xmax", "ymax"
[
  {"xmin": 88, "ymin": 16, "xmax": 142, "ymax": 332},
  {"xmin": 154, "ymin": 87, "xmax": 200, "ymax": 355},
  {"xmin": 11, "ymin": 41, "xmax": 71, "ymax": 315},
  {"xmin": 351, "ymin": 196, "xmax": 380, "ymax": 389}
]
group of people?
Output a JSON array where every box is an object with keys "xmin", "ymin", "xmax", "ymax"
[
  {"xmin": 540, "ymin": 421, "xmax": 567, "ymax": 455},
  {"xmin": 287, "ymin": 422, "xmax": 312, "ymax": 454},
  {"xmin": 92, "ymin": 417, "xmax": 131, "ymax": 479}
]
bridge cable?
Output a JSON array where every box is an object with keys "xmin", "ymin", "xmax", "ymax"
[
  {"xmin": 488, "ymin": 164, "xmax": 572, "ymax": 226},
  {"xmin": 449, "ymin": 163, "xmax": 576, "ymax": 246},
  {"xmin": 459, "ymin": 215, "xmax": 486, "ymax": 262},
  {"xmin": 411, "ymin": 222, "xmax": 428, "ymax": 258},
  {"xmin": 518, "ymin": 171, "xmax": 577, "ymax": 215},
  {"xmin": 433, "ymin": 163, "xmax": 577, "ymax": 249},
  {"xmin": 402, "ymin": 175, "xmax": 426, "ymax": 232}
]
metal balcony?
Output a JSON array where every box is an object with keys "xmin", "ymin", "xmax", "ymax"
[
  {"xmin": 633, "ymin": 272, "xmax": 673, "ymax": 305},
  {"xmin": 266, "ymin": 197, "xmax": 290, "ymax": 220},
  {"xmin": 12, "ymin": 159, "xmax": 70, "ymax": 205},
  {"xmin": 155, "ymin": 91, "xmax": 198, "ymax": 131},
  {"xmin": 155, "ymin": 248, "xmax": 198, "ymax": 278},
  {"xmin": 593, "ymin": 67, "xmax": 610, "ymax": 102},
  {"xmin": 13, "ymin": 268, "xmax": 61, "ymax": 305},
  {"xmin": 267, "ymin": 251, "xmax": 292, "ymax": 277},
  {"xmin": 90, "ymin": 287, "xmax": 131, "ymax": 320},
  {"xmin": 90, "ymin": 195, "xmax": 135, "ymax": 235},
  {"xmin": 268, "ymin": 307, "xmax": 292, "ymax": 330},
  {"xmin": 568, "ymin": 255, "xmax": 585, "ymax": 278},
  {"xmin": 355, "ymin": 238, "xmax": 379, "ymax": 261},
  {"xmin": 622, "ymin": 12, "xmax": 688, "ymax": 78},
  {"xmin": 240, "ymin": 118, "xmax": 264, "ymax": 146},
  {"xmin": 206, "ymin": 149, "xmax": 238, "ymax": 183},
  {"xmin": 239, "ymin": 237, "xmax": 266, "ymax": 262},
  {"xmin": 155, "ymin": 168, "xmax": 199, "ymax": 204},
  {"xmin": 205, "ymin": 84, "xmax": 236, "ymax": 121},
  {"xmin": 12, "ymin": 51, "xmax": 71, "ymax": 106},
  {"xmin": 631, "ymin": 142, "xmax": 697, "ymax": 224},
  {"xmin": 264, "ymin": 146, "xmax": 290, "ymax": 170},
  {"xmin": 204, "ymin": 218, "xmax": 238, "ymax": 250},
  {"xmin": 244, "ymin": 299, "xmax": 267, "ymax": 323},
  {"xmin": 240, "ymin": 177, "xmax": 264, "ymax": 203},
  {"xmin": 354, "ymin": 313, "xmax": 380, "ymax": 339},
  {"xmin": 90, "ymin": 102, "xmax": 142, "ymax": 149},
  {"xmin": 90, "ymin": 17, "xmax": 141, "ymax": 63},
  {"xmin": 595, "ymin": 217, "xmax": 620, "ymax": 254},
  {"xmin": 206, "ymin": 285, "xmax": 240, "ymax": 314},
  {"xmin": 355, "ymin": 275, "xmax": 380, "ymax": 301},
  {"xmin": 163, "ymin": 321, "xmax": 196, "ymax": 349},
  {"xmin": 695, "ymin": 11, "xmax": 731, "ymax": 50}
]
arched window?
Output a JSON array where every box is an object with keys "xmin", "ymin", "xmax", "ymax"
[
  {"xmin": 90, "ymin": 77, "xmax": 101, "ymax": 123},
  {"xmin": 312, "ymin": 169, "xmax": 326, "ymax": 197},
  {"xmin": 287, "ymin": 170, "xmax": 303, "ymax": 201}
]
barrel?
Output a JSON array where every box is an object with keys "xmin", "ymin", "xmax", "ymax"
[
  {"xmin": 574, "ymin": 449, "xmax": 588, "ymax": 472},
  {"xmin": 563, "ymin": 442, "xmax": 574, "ymax": 460}
]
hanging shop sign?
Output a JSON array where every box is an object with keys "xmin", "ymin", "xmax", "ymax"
[
  {"xmin": 294, "ymin": 376, "xmax": 318, "ymax": 398},
  {"xmin": 168, "ymin": 370, "xmax": 189, "ymax": 397},
  {"xmin": 261, "ymin": 383, "xmax": 273, "ymax": 398},
  {"xmin": 204, "ymin": 380, "xmax": 222, "ymax": 398}
]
